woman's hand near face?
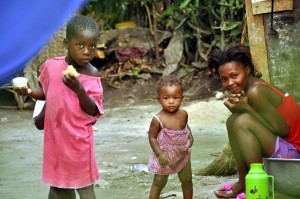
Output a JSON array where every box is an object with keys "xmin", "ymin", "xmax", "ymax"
[
  {"xmin": 224, "ymin": 91, "xmax": 249, "ymax": 113},
  {"xmin": 227, "ymin": 93, "xmax": 241, "ymax": 103}
]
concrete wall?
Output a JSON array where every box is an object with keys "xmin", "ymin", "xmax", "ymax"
[{"xmin": 264, "ymin": 1, "xmax": 300, "ymax": 102}]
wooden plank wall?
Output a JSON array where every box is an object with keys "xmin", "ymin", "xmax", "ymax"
[{"xmin": 245, "ymin": 0, "xmax": 270, "ymax": 82}]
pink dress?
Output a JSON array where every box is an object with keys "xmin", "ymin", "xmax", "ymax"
[
  {"xmin": 39, "ymin": 57, "xmax": 104, "ymax": 188},
  {"xmin": 148, "ymin": 116, "xmax": 191, "ymax": 175}
]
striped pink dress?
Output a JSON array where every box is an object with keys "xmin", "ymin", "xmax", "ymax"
[{"xmin": 148, "ymin": 116, "xmax": 191, "ymax": 175}]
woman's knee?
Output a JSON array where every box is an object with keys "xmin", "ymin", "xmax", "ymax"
[
  {"xmin": 226, "ymin": 114, "xmax": 239, "ymax": 129},
  {"xmin": 226, "ymin": 113, "xmax": 254, "ymax": 132}
]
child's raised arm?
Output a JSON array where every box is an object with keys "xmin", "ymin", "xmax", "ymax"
[{"xmin": 62, "ymin": 67, "xmax": 99, "ymax": 116}]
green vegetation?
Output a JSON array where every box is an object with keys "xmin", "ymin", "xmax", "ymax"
[{"xmin": 81, "ymin": 0, "xmax": 246, "ymax": 65}]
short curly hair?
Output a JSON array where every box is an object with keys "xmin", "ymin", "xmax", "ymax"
[
  {"xmin": 156, "ymin": 74, "xmax": 183, "ymax": 95},
  {"xmin": 66, "ymin": 15, "xmax": 100, "ymax": 40}
]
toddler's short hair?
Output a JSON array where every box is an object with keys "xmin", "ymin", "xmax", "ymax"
[
  {"xmin": 156, "ymin": 74, "xmax": 183, "ymax": 94},
  {"xmin": 66, "ymin": 15, "xmax": 99, "ymax": 40}
]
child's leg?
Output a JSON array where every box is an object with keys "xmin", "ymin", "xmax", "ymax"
[
  {"xmin": 48, "ymin": 187, "xmax": 58, "ymax": 199},
  {"xmin": 149, "ymin": 174, "xmax": 168, "ymax": 199},
  {"xmin": 76, "ymin": 184, "xmax": 96, "ymax": 199},
  {"xmin": 178, "ymin": 160, "xmax": 193, "ymax": 199},
  {"xmin": 48, "ymin": 186, "xmax": 76, "ymax": 199}
]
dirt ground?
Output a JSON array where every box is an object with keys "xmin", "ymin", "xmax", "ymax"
[{"xmin": 0, "ymin": 80, "xmax": 295, "ymax": 199}]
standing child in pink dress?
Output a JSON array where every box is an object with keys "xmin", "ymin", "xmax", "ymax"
[
  {"xmin": 15, "ymin": 15, "xmax": 104, "ymax": 199},
  {"xmin": 148, "ymin": 74, "xmax": 194, "ymax": 199}
]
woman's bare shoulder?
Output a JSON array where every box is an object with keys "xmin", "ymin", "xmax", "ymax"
[{"xmin": 247, "ymin": 81, "xmax": 273, "ymax": 105}]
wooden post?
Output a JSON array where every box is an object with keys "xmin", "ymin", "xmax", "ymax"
[
  {"xmin": 245, "ymin": 0, "xmax": 270, "ymax": 82},
  {"xmin": 252, "ymin": 0, "xmax": 293, "ymax": 15}
]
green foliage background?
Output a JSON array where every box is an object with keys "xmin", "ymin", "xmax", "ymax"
[{"xmin": 81, "ymin": 0, "xmax": 246, "ymax": 62}]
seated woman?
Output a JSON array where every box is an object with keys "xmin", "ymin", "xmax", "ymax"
[{"xmin": 207, "ymin": 44, "xmax": 300, "ymax": 198}]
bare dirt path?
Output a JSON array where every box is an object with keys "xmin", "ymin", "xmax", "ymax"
[{"xmin": 1, "ymin": 97, "xmax": 242, "ymax": 199}]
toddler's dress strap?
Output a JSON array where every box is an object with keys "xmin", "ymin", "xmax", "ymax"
[{"xmin": 154, "ymin": 115, "xmax": 164, "ymax": 128}]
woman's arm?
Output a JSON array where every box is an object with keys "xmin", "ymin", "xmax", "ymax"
[
  {"xmin": 224, "ymin": 86, "xmax": 289, "ymax": 137},
  {"xmin": 247, "ymin": 86, "xmax": 289, "ymax": 137}
]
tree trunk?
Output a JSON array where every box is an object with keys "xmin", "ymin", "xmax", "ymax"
[{"xmin": 151, "ymin": 0, "xmax": 159, "ymax": 59}]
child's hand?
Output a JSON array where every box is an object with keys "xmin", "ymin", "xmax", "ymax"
[
  {"xmin": 62, "ymin": 74, "xmax": 84, "ymax": 94},
  {"xmin": 158, "ymin": 151, "xmax": 169, "ymax": 166},
  {"xmin": 14, "ymin": 86, "xmax": 32, "ymax": 96}
]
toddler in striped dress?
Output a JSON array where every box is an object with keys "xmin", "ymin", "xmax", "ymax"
[{"xmin": 148, "ymin": 74, "xmax": 194, "ymax": 199}]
